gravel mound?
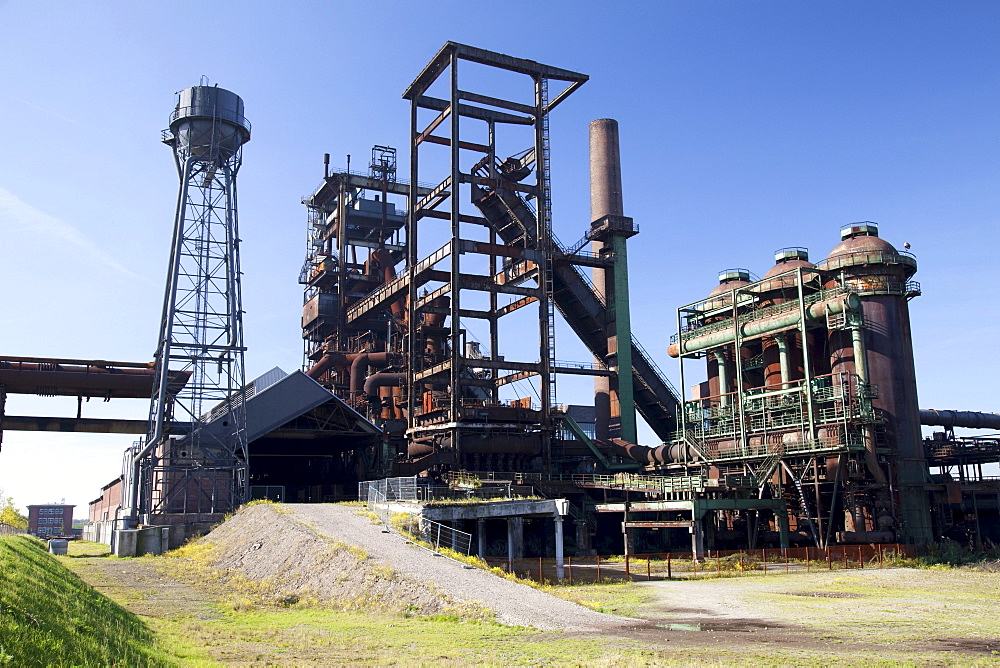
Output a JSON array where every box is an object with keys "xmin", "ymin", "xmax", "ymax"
[
  {"xmin": 289, "ymin": 503, "xmax": 637, "ymax": 632},
  {"xmin": 190, "ymin": 502, "xmax": 635, "ymax": 631},
  {"xmin": 193, "ymin": 503, "xmax": 455, "ymax": 615}
]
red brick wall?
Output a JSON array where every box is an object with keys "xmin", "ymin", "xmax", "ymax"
[{"xmin": 88, "ymin": 478, "xmax": 122, "ymax": 524}]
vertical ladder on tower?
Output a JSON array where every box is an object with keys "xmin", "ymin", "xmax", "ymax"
[{"xmin": 540, "ymin": 77, "xmax": 557, "ymax": 411}]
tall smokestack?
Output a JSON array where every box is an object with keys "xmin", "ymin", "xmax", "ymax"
[
  {"xmin": 591, "ymin": 119, "xmax": 624, "ymax": 441},
  {"xmin": 590, "ymin": 118, "xmax": 624, "ymax": 221}
]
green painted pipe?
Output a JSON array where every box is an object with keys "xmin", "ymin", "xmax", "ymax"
[{"xmin": 669, "ymin": 293, "xmax": 860, "ymax": 358}]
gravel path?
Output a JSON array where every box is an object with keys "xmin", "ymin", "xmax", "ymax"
[{"xmin": 289, "ymin": 503, "xmax": 638, "ymax": 632}]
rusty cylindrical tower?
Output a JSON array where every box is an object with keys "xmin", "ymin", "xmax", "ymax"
[{"xmin": 821, "ymin": 223, "xmax": 931, "ymax": 543}]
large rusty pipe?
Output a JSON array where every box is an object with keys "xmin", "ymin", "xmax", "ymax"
[
  {"xmin": 305, "ymin": 348, "xmax": 350, "ymax": 380},
  {"xmin": 775, "ymin": 333, "xmax": 791, "ymax": 387},
  {"xmin": 0, "ymin": 363, "xmax": 190, "ymax": 398},
  {"xmin": 920, "ymin": 409, "xmax": 1000, "ymax": 430},
  {"xmin": 669, "ymin": 293, "xmax": 861, "ymax": 358},
  {"xmin": 712, "ymin": 350, "xmax": 729, "ymax": 407},
  {"xmin": 370, "ymin": 248, "xmax": 405, "ymax": 320},
  {"xmin": 598, "ymin": 438, "xmax": 670, "ymax": 466},
  {"xmin": 350, "ymin": 353, "xmax": 397, "ymax": 396},
  {"xmin": 363, "ymin": 372, "xmax": 406, "ymax": 397},
  {"xmin": 408, "ymin": 438, "xmax": 435, "ymax": 457}
]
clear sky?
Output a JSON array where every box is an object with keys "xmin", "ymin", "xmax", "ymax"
[{"xmin": 1, "ymin": 1, "xmax": 997, "ymax": 515}]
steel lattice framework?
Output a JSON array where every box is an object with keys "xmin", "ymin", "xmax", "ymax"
[{"xmin": 126, "ymin": 85, "xmax": 250, "ymax": 521}]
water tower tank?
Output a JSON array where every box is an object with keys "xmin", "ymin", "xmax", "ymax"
[{"xmin": 168, "ymin": 85, "xmax": 250, "ymax": 162}]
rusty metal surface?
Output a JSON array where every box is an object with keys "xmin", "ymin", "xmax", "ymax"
[
  {"xmin": 0, "ymin": 357, "xmax": 190, "ymax": 398},
  {"xmin": 920, "ymin": 409, "xmax": 1000, "ymax": 430},
  {"xmin": 1, "ymin": 415, "xmax": 148, "ymax": 434}
]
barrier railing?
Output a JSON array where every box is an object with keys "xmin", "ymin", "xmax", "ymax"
[
  {"xmin": 0, "ymin": 522, "xmax": 26, "ymax": 537},
  {"xmin": 362, "ymin": 477, "xmax": 473, "ymax": 556},
  {"xmin": 485, "ymin": 544, "xmax": 922, "ymax": 584}
]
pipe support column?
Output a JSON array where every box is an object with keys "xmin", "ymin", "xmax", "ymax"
[{"xmin": 554, "ymin": 515, "xmax": 565, "ymax": 580}]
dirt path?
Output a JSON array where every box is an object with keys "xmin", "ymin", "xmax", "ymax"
[
  {"xmin": 66, "ymin": 553, "xmax": 219, "ymax": 621},
  {"xmin": 622, "ymin": 568, "xmax": 1000, "ymax": 661},
  {"xmin": 289, "ymin": 503, "xmax": 638, "ymax": 632}
]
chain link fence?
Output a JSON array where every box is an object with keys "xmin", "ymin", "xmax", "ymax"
[{"xmin": 362, "ymin": 477, "xmax": 472, "ymax": 556}]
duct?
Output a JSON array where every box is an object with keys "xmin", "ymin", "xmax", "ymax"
[
  {"xmin": 599, "ymin": 437, "xmax": 670, "ymax": 466},
  {"xmin": 838, "ymin": 530, "xmax": 895, "ymax": 544},
  {"xmin": 0, "ymin": 363, "xmax": 190, "ymax": 399},
  {"xmin": 850, "ymin": 315, "xmax": 869, "ymax": 385},
  {"xmin": 369, "ymin": 248, "xmax": 405, "ymax": 320},
  {"xmin": 920, "ymin": 409, "xmax": 1000, "ymax": 430},
  {"xmin": 774, "ymin": 333, "xmax": 791, "ymax": 387},
  {"xmin": 668, "ymin": 293, "xmax": 861, "ymax": 357},
  {"xmin": 712, "ymin": 350, "xmax": 729, "ymax": 407},
  {"xmin": 350, "ymin": 352, "xmax": 398, "ymax": 396},
  {"xmin": 363, "ymin": 372, "xmax": 406, "ymax": 397},
  {"xmin": 305, "ymin": 347, "xmax": 349, "ymax": 380},
  {"xmin": 406, "ymin": 433, "xmax": 542, "ymax": 457},
  {"xmin": 408, "ymin": 438, "xmax": 435, "ymax": 457}
]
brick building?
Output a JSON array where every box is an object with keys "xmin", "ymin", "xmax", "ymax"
[{"xmin": 27, "ymin": 504, "xmax": 75, "ymax": 538}]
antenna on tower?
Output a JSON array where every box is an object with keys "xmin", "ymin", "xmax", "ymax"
[{"xmin": 123, "ymin": 84, "xmax": 251, "ymax": 525}]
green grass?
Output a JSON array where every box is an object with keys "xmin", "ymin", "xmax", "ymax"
[
  {"xmin": 145, "ymin": 607, "xmax": 672, "ymax": 666},
  {"xmin": 550, "ymin": 580, "xmax": 655, "ymax": 617},
  {"xmin": 0, "ymin": 536, "xmax": 171, "ymax": 667}
]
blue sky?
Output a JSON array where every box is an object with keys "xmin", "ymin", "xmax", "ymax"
[{"xmin": 1, "ymin": 1, "xmax": 997, "ymax": 513}]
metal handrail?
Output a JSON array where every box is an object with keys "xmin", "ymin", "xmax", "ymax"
[
  {"xmin": 631, "ymin": 337, "xmax": 681, "ymax": 400},
  {"xmin": 169, "ymin": 105, "xmax": 250, "ymax": 133},
  {"xmin": 672, "ymin": 285, "xmax": 850, "ymax": 344},
  {"xmin": 821, "ymin": 249, "xmax": 917, "ymax": 271}
]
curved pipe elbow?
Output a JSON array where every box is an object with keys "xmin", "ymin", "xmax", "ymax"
[{"xmin": 363, "ymin": 372, "xmax": 406, "ymax": 398}]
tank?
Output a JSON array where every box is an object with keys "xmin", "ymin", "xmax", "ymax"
[
  {"xmin": 169, "ymin": 85, "xmax": 250, "ymax": 163},
  {"xmin": 759, "ymin": 248, "xmax": 817, "ymax": 388},
  {"xmin": 703, "ymin": 269, "xmax": 751, "ymax": 400},
  {"xmin": 819, "ymin": 222, "xmax": 931, "ymax": 543}
]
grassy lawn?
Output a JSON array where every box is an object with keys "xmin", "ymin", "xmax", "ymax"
[
  {"xmin": 57, "ymin": 540, "xmax": 678, "ymax": 666},
  {"xmin": 745, "ymin": 569, "xmax": 1000, "ymax": 645},
  {"xmin": 0, "ymin": 536, "xmax": 171, "ymax": 667},
  {"xmin": 145, "ymin": 609, "xmax": 669, "ymax": 666},
  {"xmin": 14, "ymin": 537, "xmax": 997, "ymax": 666}
]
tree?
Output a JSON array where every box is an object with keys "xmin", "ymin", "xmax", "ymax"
[{"xmin": 0, "ymin": 488, "xmax": 28, "ymax": 530}]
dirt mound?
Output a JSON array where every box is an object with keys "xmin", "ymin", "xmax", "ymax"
[{"xmin": 175, "ymin": 503, "xmax": 462, "ymax": 616}]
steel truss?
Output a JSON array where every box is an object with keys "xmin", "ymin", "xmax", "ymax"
[{"xmin": 127, "ymin": 88, "xmax": 250, "ymax": 521}]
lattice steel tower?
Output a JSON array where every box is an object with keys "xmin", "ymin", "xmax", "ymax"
[{"xmin": 132, "ymin": 83, "xmax": 251, "ymax": 521}]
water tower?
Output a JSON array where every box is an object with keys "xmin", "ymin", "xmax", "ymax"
[{"xmin": 127, "ymin": 82, "xmax": 251, "ymax": 523}]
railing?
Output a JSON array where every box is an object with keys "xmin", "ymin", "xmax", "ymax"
[
  {"xmin": 0, "ymin": 522, "xmax": 26, "ymax": 537},
  {"xmin": 822, "ymin": 249, "xmax": 917, "ymax": 271},
  {"xmin": 553, "ymin": 359, "xmax": 607, "ymax": 372},
  {"xmin": 485, "ymin": 544, "xmax": 922, "ymax": 584},
  {"xmin": 418, "ymin": 484, "xmax": 520, "ymax": 502},
  {"xmin": 631, "ymin": 337, "xmax": 681, "ymax": 400},
  {"xmin": 673, "ymin": 285, "xmax": 851, "ymax": 344},
  {"xmin": 362, "ymin": 477, "xmax": 472, "ymax": 556},
  {"xmin": 844, "ymin": 277, "xmax": 921, "ymax": 297},
  {"xmin": 169, "ymin": 105, "xmax": 250, "ymax": 132}
]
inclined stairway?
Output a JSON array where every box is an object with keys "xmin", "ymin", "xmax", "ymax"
[{"xmin": 471, "ymin": 179, "xmax": 681, "ymax": 440}]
